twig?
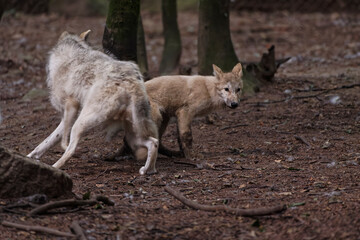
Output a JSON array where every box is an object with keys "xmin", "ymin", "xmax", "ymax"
[
  {"xmin": 29, "ymin": 199, "xmax": 97, "ymax": 216},
  {"xmin": 220, "ymin": 124, "xmax": 249, "ymax": 131},
  {"xmin": 29, "ymin": 195, "xmax": 115, "ymax": 216},
  {"xmin": 294, "ymin": 135, "xmax": 311, "ymax": 147},
  {"xmin": 245, "ymin": 83, "xmax": 360, "ymax": 106},
  {"xmin": 70, "ymin": 221, "xmax": 88, "ymax": 240},
  {"xmin": 95, "ymin": 195, "xmax": 115, "ymax": 206},
  {"xmin": 1, "ymin": 220, "xmax": 75, "ymax": 238},
  {"xmin": 164, "ymin": 186, "xmax": 286, "ymax": 216},
  {"xmin": 174, "ymin": 161, "xmax": 198, "ymax": 167}
]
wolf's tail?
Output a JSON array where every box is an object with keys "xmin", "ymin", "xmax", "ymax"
[{"xmin": 132, "ymin": 96, "xmax": 158, "ymax": 140}]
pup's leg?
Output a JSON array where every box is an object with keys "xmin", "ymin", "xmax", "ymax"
[
  {"xmin": 52, "ymin": 108, "xmax": 103, "ymax": 169},
  {"xmin": 176, "ymin": 109, "xmax": 193, "ymax": 159},
  {"xmin": 27, "ymin": 120, "xmax": 64, "ymax": 159},
  {"xmin": 61, "ymin": 98, "xmax": 79, "ymax": 150},
  {"xmin": 153, "ymin": 112, "xmax": 183, "ymax": 157},
  {"xmin": 158, "ymin": 143, "xmax": 184, "ymax": 158}
]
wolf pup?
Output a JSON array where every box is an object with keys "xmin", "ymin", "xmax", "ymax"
[
  {"xmin": 134, "ymin": 63, "xmax": 243, "ymax": 160},
  {"xmin": 27, "ymin": 30, "xmax": 159, "ymax": 175}
]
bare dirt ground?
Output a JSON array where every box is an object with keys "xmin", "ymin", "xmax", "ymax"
[{"xmin": 1, "ymin": 10, "xmax": 360, "ymax": 240}]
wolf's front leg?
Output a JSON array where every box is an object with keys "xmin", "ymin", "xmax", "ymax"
[{"xmin": 27, "ymin": 120, "xmax": 64, "ymax": 159}]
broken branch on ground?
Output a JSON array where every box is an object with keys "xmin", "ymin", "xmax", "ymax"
[{"xmin": 164, "ymin": 186, "xmax": 286, "ymax": 216}]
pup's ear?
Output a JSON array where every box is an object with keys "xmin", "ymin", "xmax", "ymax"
[
  {"xmin": 232, "ymin": 63, "xmax": 243, "ymax": 78},
  {"xmin": 59, "ymin": 31, "xmax": 69, "ymax": 40},
  {"xmin": 79, "ymin": 30, "xmax": 91, "ymax": 41},
  {"xmin": 213, "ymin": 64, "xmax": 223, "ymax": 78}
]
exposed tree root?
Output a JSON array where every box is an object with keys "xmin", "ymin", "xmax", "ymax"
[
  {"xmin": 1, "ymin": 220, "xmax": 75, "ymax": 238},
  {"xmin": 164, "ymin": 186, "xmax": 286, "ymax": 217}
]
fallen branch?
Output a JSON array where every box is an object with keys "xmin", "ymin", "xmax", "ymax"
[
  {"xmin": 164, "ymin": 186, "xmax": 286, "ymax": 216},
  {"xmin": 95, "ymin": 195, "xmax": 115, "ymax": 206},
  {"xmin": 1, "ymin": 220, "xmax": 75, "ymax": 238},
  {"xmin": 29, "ymin": 195, "xmax": 114, "ymax": 216},
  {"xmin": 29, "ymin": 199, "xmax": 97, "ymax": 216},
  {"xmin": 174, "ymin": 161, "xmax": 198, "ymax": 168},
  {"xmin": 245, "ymin": 83, "xmax": 360, "ymax": 106},
  {"xmin": 70, "ymin": 221, "xmax": 88, "ymax": 240},
  {"xmin": 220, "ymin": 123, "xmax": 249, "ymax": 131}
]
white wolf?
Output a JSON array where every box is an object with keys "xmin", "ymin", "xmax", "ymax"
[{"xmin": 27, "ymin": 30, "xmax": 159, "ymax": 175}]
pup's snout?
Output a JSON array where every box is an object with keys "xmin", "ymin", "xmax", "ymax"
[{"xmin": 230, "ymin": 102, "xmax": 238, "ymax": 109}]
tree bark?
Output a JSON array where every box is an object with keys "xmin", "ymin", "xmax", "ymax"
[
  {"xmin": 0, "ymin": 0, "xmax": 6, "ymax": 19},
  {"xmin": 159, "ymin": 0, "xmax": 182, "ymax": 75},
  {"xmin": 103, "ymin": 0, "xmax": 140, "ymax": 62},
  {"xmin": 0, "ymin": 146, "xmax": 73, "ymax": 199},
  {"xmin": 137, "ymin": 14, "xmax": 149, "ymax": 78},
  {"xmin": 198, "ymin": 0, "xmax": 238, "ymax": 75}
]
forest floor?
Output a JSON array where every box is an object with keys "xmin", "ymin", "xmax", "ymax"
[{"xmin": 0, "ymin": 10, "xmax": 360, "ymax": 240}]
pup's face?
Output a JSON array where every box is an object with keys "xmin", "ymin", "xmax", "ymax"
[{"xmin": 213, "ymin": 63, "xmax": 243, "ymax": 109}]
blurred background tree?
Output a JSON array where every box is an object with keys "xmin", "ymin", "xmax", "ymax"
[
  {"xmin": 159, "ymin": 0, "xmax": 182, "ymax": 75},
  {"xmin": 103, "ymin": 0, "xmax": 140, "ymax": 62},
  {"xmin": 197, "ymin": 0, "xmax": 238, "ymax": 75}
]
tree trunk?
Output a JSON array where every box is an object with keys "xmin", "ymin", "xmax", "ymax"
[
  {"xmin": 0, "ymin": 0, "xmax": 6, "ymax": 19},
  {"xmin": 159, "ymin": 0, "xmax": 182, "ymax": 75},
  {"xmin": 0, "ymin": 146, "xmax": 73, "ymax": 199},
  {"xmin": 198, "ymin": 0, "xmax": 238, "ymax": 75},
  {"xmin": 137, "ymin": 14, "xmax": 149, "ymax": 78},
  {"xmin": 103, "ymin": 0, "xmax": 140, "ymax": 62}
]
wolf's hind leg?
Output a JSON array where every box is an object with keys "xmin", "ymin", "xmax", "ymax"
[
  {"xmin": 27, "ymin": 120, "xmax": 65, "ymax": 159},
  {"xmin": 61, "ymin": 98, "xmax": 79, "ymax": 150},
  {"xmin": 138, "ymin": 137, "xmax": 159, "ymax": 175},
  {"xmin": 52, "ymin": 107, "xmax": 104, "ymax": 169}
]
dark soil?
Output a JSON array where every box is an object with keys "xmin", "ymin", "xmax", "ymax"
[{"xmin": 1, "ymin": 10, "xmax": 360, "ymax": 240}]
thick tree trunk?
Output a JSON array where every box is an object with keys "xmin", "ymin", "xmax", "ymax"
[
  {"xmin": 159, "ymin": 0, "xmax": 182, "ymax": 75},
  {"xmin": 198, "ymin": 0, "xmax": 238, "ymax": 75},
  {"xmin": 103, "ymin": 0, "xmax": 140, "ymax": 62},
  {"xmin": 137, "ymin": 14, "xmax": 149, "ymax": 78},
  {"xmin": 0, "ymin": 146, "xmax": 73, "ymax": 199}
]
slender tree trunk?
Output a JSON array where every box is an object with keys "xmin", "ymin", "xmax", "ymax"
[
  {"xmin": 159, "ymin": 0, "xmax": 182, "ymax": 75},
  {"xmin": 198, "ymin": 0, "xmax": 238, "ymax": 75},
  {"xmin": 137, "ymin": 14, "xmax": 149, "ymax": 78},
  {"xmin": 103, "ymin": 0, "xmax": 140, "ymax": 62},
  {"xmin": 0, "ymin": 0, "xmax": 6, "ymax": 19}
]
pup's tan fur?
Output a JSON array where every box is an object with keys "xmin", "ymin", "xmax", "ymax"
[
  {"xmin": 27, "ymin": 30, "xmax": 159, "ymax": 175},
  {"xmin": 135, "ymin": 64, "xmax": 243, "ymax": 160}
]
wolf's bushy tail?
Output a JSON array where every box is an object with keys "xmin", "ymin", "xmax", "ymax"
[{"xmin": 132, "ymin": 96, "xmax": 158, "ymax": 140}]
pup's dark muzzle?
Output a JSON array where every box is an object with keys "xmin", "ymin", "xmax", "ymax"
[{"xmin": 230, "ymin": 102, "xmax": 239, "ymax": 109}]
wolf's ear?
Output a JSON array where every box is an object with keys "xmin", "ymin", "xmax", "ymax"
[
  {"xmin": 79, "ymin": 30, "xmax": 91, "ymax": 41},
  {"xmin": 213, "ymin": 64, "xmax": 223, "ymax": 78},
  {"xmin": 59, "ymin": 31, "xmax": 70, "ymax": 40},
  {"xmin": 232, "ymin": 63, "xmax": 243, "ymax": 78}
]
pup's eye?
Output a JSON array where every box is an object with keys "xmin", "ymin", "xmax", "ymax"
[
  {"xmin": 236, "ymin": 88, "xmax": 241, "ymax": 92},
  {"xmin": 224, "ymin": 88, "xmax": 229, "ymax": 92}
]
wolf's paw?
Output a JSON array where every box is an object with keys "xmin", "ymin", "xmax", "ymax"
[
  {"xmin": 139, "ymin": 166, "xmax": 157, "ymax": 175},
  {"xmin": 27, "ymin": 152, "xmax": 40, "ymax": 159}
]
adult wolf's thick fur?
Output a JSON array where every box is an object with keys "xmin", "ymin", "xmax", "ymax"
[{"xmin": 27, "ymin": 30, "xmax": 158, "ymax": 175}]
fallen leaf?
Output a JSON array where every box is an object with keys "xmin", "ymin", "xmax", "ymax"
[{"xmin": 279, "ymin": 192, "xmax": 292, "ymax": 196}]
